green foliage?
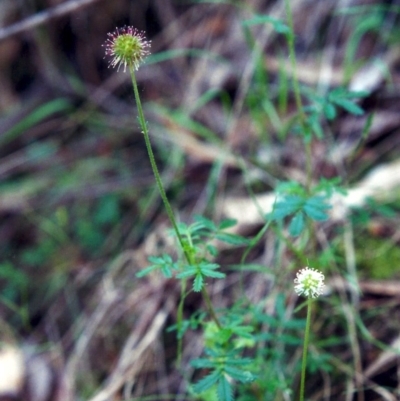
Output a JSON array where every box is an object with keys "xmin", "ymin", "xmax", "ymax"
[
  {"xmin": 136, "ymin": 216, "xmax": 248, "ymax": 291},
  {"xmin": 301, "ymin": 87, "xmax": 368, "ymax": 140},
  {"xmin": 177, "ymin": 262, "xmax": 225, "ymax": 292},
  {"xmin": 136, "ymin": 254, "xmax": 179, "ymax": 278},
  {"xmin": 192, "ymin": 348, "xmax": 255, "ymax": 401},
  {"xmin": 268, "ymin": 183, "xmax": 331, "ymax": 236},
  {"xmin": 242, "ymin": 15, "xmax": 291, "ymax": 36}
]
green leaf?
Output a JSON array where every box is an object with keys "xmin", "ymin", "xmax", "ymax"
[
  {"xmin": 332, "ymin": 98, "xmax": 364, "ymax": 115},
  {"xmin": 176, "ymin": 268, "xmax": 197, "ymax": 279},
  {"xmin": 289, "ymin": 211, "xmax": 305, "ymax": 236},
  {"xmin": 135, "ymin": 265, "xmax": 157, "ymax": 278},
  {"xmin": 328, "ymin": 88, "xmax": 368, "ymax": 116},
  {"xmin": 218, "ymin": 218, "xmax": 237, "ymax": 230},
  {"xmin": 270, "ymin": 195, "xmax": 303, "ymax": 219},
  {"xmin": 224, "ymin": 366, "xmax": 255, "ymax": 383},
  {"xmin": 207, "ymin": 244, "xmax": 219, "ymax": 257},
  {"xmin": 242, "ymin": 15, "xmax": 291, "ymax": 35},
  {"xmin": 201, "ymin": 269, "xmax": 226, "ymax": 279},
  {"xmin": 136, "ymin": 254, "xmax": 178, "ymax": 278},
  {"xmin": 215, "ymin": 233, "xmax": 249, "ymax": 245},
  {"xmin": 303, "ymin": 197, "xmax": 330, "ymax": 221},
  {"xmin": 323, "ymin": 102, "xmax": 336, "ymax": 120},
  {"xmin": 217, "ymin": 375, "xmax": 233, "ymax": 401},
  {"xmin": 193, "ymin": 272, "xmax": 204, "ymax": 292},
  {"xmin": 194, "ymin": 215, "xmax": 216, "ymax": 230},
  {"xmin": 193, "ymin": 370, "xmax": 222, "ymax": 393},
  {"xmin": 303, "ymin": 205, "xmax": 329, "ymax": 221},
  {"xmin": 191, "ymin": 358, "xmax": 215, "ymax": 369}
]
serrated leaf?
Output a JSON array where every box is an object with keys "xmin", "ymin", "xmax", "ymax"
[
  {"xmin": 160, "ymin": 265, "xmax": 173, "ymax": 278},
  {"xmin": 289, "ymin": 211, "xmax": 304, "ymax": 236},
  {"xmin": 271, "ymin": 196, "xmax": 303, "ymax": 219},
  {"xmin": 305, "ymin": 196, "xmax": 330, "ymax": 208},
  {"xmin": 194, "ymin": 215, "xmax": 216, "ymax": 230},
  {"xmin": 323, "ymin": 102, "xmax": 336, "ymax": 120},
  {"xmin": 231, "ymin": 325, "xmax": 254, "ymax": 338},
  {"xmin": 193, "ymin": 273, "xmax": 204, "ymax": 292},
  {"xmin": 215, "ymin": 232, "xmax": 249, "ymax": 246},
  {"xmin": 224, "ymin": 366, "xmax": 255, "ymax": 383},
  {"xmin": 310, "ymin": 118, "xmax": 324, "ymax": 139},
  {"xmin": 217, "ymin": 375, "xmax": 233, "ymax": 401},
  {"xmin": 201, "ymin": 262, "xmax": 220, "ymax": 269},
  {"xmin": 218, "ymin": 218, "xmax": 237, "ymax": 230},
  {"xmin": 135, "ymin": 265, "xmax": 157, "ymax": 278},
  {"xmin": 331, "ymin": 98, "xmax": 364, "ymax": 115},
  {"xmin": 201, "ymin": 269, "xmax": 226, "ymax": 279},
  {"xmin": 191, "ymin": 358, "xmax": 215, "ymax": 369},
  {"xmin": 303, "ymin": 204, "xmax": 329, "ymax": 221},
  {"xmin": 176, "ymin": 267, "xmax": 197, "ymax": 279},
  {"xmin": 226, "ymin": 357, "xmax": 254, "ymax": 366},
  {"xmin": 193, "ymin": 370, "xmax": 221, "ymax": 393},
  {"xmin": 207, "ymin": 244, "xmax": 219, "ymax": 257}
]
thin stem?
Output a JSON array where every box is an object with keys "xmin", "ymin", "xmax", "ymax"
[
  {"xmin": 176, "ymin": 278, "xmax": 187, "ymax": 365},
  {"xmin": 128, "ymin": 65, "xmax": 221, "ymax": 328},
  {"xmin": 299, "ymin": 297, "xmax": 312, "ymax": 401},
  {"xmin": 129, "ymin": 66, "xmax": 187, "ymax": 257},
  {"xmin": 202, "ymin": 287, "xmax": 221, "ymax": 329},
  {"xmin": 284, "ymin": 0, "xmax": 312, "ymax": 192}
]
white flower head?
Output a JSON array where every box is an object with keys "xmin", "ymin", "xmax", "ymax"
[{"xmin": 294, "ymin": 267, "xmax": 325, "ymax": 298}]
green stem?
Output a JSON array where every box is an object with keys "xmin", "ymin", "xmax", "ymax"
[
  {"xmin": 283, "ymin": 0, "xmax": 312, "ymax": 192},
  {"xmin": 299, "ymin": 297, "xmax": 312, "ymax": 401},
  {"xmin": 202, "ymin": 287, "xmax": 221, "ymax": 329},
  {"xmin": 176, "ymin": 278, "xmax": 187, "ymax": 365},
  {"xmin": 129, "ymin": 66, "xmax": 186, "ymax": 255},
  {"xmin": 128, "ymin": 65, "xmax": 221, "ymax": 328}
]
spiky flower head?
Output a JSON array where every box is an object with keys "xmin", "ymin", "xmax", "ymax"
[
  {"xmin": 103, "ymin": 26, "xmax": 151, "ymax": 72},
  {"xmin": 294, "ymin": 267, "xmax": 325, "ymax": 299}
]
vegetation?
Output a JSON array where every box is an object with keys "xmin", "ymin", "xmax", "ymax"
[{"xmin": 0, "ymin": 0, "xmax": 400, "ymax": 400}]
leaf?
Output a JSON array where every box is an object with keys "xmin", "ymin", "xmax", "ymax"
[
  {"xmin": 289, "ymin": 211, "xmax": 305, "ymax": 236},
  {"xmin": 201, "ymin": 269, "xmax": 226, "ymax": 279},
  {"xmin": 332, "ymin": 98, "xmax": 364, "ymax": 115},
  {"xmin": 224, "ymin": 366, "xmax": 255, "ymax": 383},
  {"xmin": 270, "ymin": 195, "xmax": 303, "ymax": 219},
  {"xmin": 193, "ymin": 273, "xmax": 204, "ymax": 292},
  {"xmin": 191, "ymin": 358, "xmax": 216, "ymax": 369},
  {"xmin": 135, "ymin": 265, "xmax": 157, "ymax": 278},
  {"xmin": 194, "ymin": 215, "xmax": 216, "ymax": 230},
  {"xmin": 303, "ymin": 205, "xmax": 329, "ymax": 221},
  {"xmin": 215, "ymin": 233, "xmax": 249, "ymax": 246},
  {"xmin": 323, "ymin": 102, "xmax": 336, "ymax": 120},
  {"xmin": 176, "ymin": 266, "xmax": 197, "ymax": 279},
  {"xmin": 303, "ymin": 196, "xmax": 331, "ymax": 221},
  {"xmin": 136, "ymin": 254, "xmax": 178, "ymax": 278},
  {"xmin": 218, "ymin": 218, "xmax": 237, "ymax": 230},
  {"xmin": 328, "ymin": 88, "xmax": 368, "ymax": 116},
  {"xmin": 207, "ymin": 244, "xmax": 219, "ymax": 257},
  {"xmin": 193, "ymin": 370, "xmax": 221, "ymax": 393},
  {"xmin": 217, "ymin": 375, "xmax": 233, "ymax": 401}
]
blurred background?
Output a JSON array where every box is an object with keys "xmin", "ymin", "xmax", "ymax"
[{"xmin": 0, "ymin": 0, "xmax": 400, "ymax": 400}]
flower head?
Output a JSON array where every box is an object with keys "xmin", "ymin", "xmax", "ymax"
[
  {"xmin": 294, "ymin": 267, "xmax": 325, "ymax": 299},
  {"xmin": 103, "ymin": 26, "xmax": 151, "ymax": 72}
]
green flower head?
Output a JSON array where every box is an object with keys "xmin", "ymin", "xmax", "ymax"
[
  {"xmin": 294, "ymin": 267, "xmax": 325, "ymax": 299},
  {"xmin": 103, "ymin": 26, "xmax": 151, "ymax": 72}
]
